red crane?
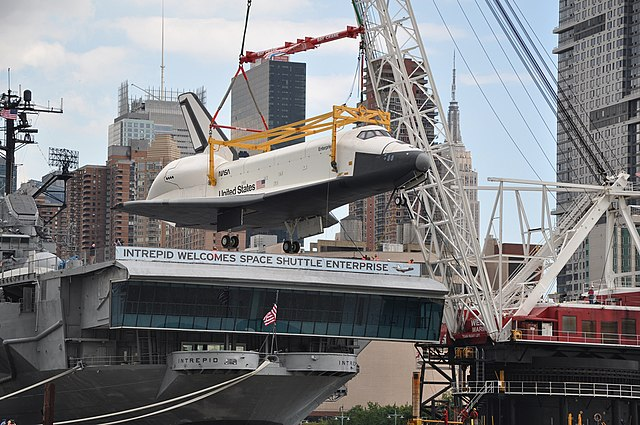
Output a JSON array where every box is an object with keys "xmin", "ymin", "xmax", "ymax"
[
  {"xmin": 211, "ymin": 25, "xmax": 364, "ymax": 135},
  {"xmin": 240, "ymin": 26, "xmax": 363, "ymax": 64}
]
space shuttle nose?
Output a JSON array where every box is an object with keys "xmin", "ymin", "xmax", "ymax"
[{"xmin": 415, "ymin": 152, "xmax": 430, "ymax": 172}]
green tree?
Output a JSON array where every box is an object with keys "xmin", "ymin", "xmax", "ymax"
[{"xmin": 317, "ymin": 403, "xmax": 413, "ymax": 425}]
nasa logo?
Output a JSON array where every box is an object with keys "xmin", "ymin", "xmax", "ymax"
[
  {"xmin": 164, "ymin": 175, "xmax": 175, "ymax": 181},
  {"xmin": 218, "ymin": 169, "xmax": 231, "ymax": 177}
]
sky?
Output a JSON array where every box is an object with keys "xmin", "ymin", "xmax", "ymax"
[{"xmin": 0, "ymin": 0, "xmax": 560, "ymax": 244}]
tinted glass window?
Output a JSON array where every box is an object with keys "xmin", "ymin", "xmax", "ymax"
[
  {"xmin": 356, "ymin": 130, "xmax": 392, "ymax": 140},
  {"xmin": 622, "ymin": 318, "xmax": 635, "ymax": 335},
  {"xmin": 357, "ymin": 130, "xmax": 375, "ymax": 140},
  {"xmin": 562, "ymin": 316, "xmax": 577, "ymax": 333},
  {"xmin": 582, "ymin": 320, "xmax": 596, "ymax": 338},
  {"xmin": 111, "ymin": 280, "xmax": 443, "ymax": 342}
]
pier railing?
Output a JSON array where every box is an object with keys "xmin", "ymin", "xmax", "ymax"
[
  {"xmin": 454, "ymin": 380, "xmax": 640, "ymax": 399},
  {"xmin": 514, "ymin": 327, "xmax": 640, "ymax": 347},
  {"xmin": 0, "ymin": 255, "xmax": 59, "ymax": 280},
  {"xmin": 67, "ymin": 353, "xmax": 168, "ymax": 368}
]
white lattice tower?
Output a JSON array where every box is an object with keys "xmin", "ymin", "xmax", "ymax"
[{"xmin": 352, "ymin": 0, "xmax": 501, "ymax": 339}]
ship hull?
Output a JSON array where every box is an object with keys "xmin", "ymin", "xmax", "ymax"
[{"xmin": 1, "ymin": 360, "xmax": 354, "ymax": 424}]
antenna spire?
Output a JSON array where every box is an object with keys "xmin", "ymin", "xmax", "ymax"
[
  {"xmin": 451, "ymin": 51, "xmax": 456, "ymax": 102},
  {"xmin": 160, "ymin": 0, "xmax": 165, "ymax": 101},
  {"xmin": 447, "ymin": 51, "xmax": 461, "ymax": 144}
]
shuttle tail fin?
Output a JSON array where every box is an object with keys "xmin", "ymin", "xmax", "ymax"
[{"xmin": 178, "ymin": 92, "xmax": 233, "ymax": 160}]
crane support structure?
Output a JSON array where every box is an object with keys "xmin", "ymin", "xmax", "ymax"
[
  {"xmin": 483, "ymin": 173, "xmax": 640, "ymax": 319},
  {"xmin": 207, "ymin": 105, "xmax": 389, "ymax": 186},
  {"xmin": 352, "ymin": 0, "xmax": 502, "ymax": 340},
  {"xmin": 240, "ymin": 26, "xmax": 364, "ymax": 64}
]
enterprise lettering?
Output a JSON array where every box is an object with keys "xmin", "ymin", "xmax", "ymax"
[{"xmin": 276, "ymin": 256, "xmax": 388, "ymax": 272}]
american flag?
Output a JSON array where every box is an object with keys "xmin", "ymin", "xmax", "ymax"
[
  {"xmin": 263, "ymin": 303, "xmax": 277, "ymax": 326},
  {"xmin": 256, "ymin": 178, "xmax": 266, "ymax": 189},
  {"xmin": 0, "ymin": 109, "xmax": 18, "ymax": 120},
  {"xmin": 218, "ymin": 287, "xmax": 230, "ymax": 305}
]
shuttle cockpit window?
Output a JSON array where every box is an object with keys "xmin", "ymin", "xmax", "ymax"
[{"xmin": 357, "ymin": 129, "xmax": 393, "ymax": 140}]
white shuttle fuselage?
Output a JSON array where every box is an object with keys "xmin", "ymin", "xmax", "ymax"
[
  {"xmin": 149, "ymin": 126, "xmax": 423, "ymax": 203},
  {"xmin": 117, "ymin": 93, "xmax": 429, "ymax": 242}
]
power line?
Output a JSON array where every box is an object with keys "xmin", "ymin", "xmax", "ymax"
[
  {"xmin": 487, "ymin": 0, "xmax": 617, "ymax": 182},
  {"xmin": 455, "ymin": 0, "xmax": 556, "ymax": 174},
  {"xmin": 471, "ymin": 0, "xmax": 558, "ymax": 156}
]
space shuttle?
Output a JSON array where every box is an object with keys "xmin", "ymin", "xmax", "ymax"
[{"xmin": 116, "ymin": 93, "xmax": 430, "ymax": 252}]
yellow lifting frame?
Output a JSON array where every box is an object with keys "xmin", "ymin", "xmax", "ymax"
[{"xmin": 207, "ymin": 104, "xmax": 390, "ymax": 186}]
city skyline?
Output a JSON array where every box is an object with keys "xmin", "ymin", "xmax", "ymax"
[
  {"xmin": 555, "ymin": 0, "xmax": 640, "ymax": 298},
  {"xmin": 1, "ymin": 0, "xmax": 559, "ymax": 242}
]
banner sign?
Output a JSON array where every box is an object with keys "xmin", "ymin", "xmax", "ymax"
[{"xmin": 115, "ymin": 246, "xmax": 420, "ymax": 277}]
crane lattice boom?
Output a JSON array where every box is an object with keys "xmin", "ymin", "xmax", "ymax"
[
  {"xmin": 240, "ymin": 26, "xmax": 363, "ymax": 64},
  {"xmin": 352, "ymin": 0, "xmax": 502, "ymax": 340}
]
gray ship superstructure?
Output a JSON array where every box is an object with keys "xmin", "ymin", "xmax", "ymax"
[{"xmin": 0, "ymin": 223, "xmax": 446, "ymax": 424}]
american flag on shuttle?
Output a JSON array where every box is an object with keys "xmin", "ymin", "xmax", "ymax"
[
  {"xmin": 256, "ymin": 178, "xmax": 266, "ymax": 189},
  {"xmin": 263, "ymin": 303, "xmax": 277, "ymax": 326},
  {"xmin": 0, "ymin": 109, "xmax": 17, "ymax": 120}
]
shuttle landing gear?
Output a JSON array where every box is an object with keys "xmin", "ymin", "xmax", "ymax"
[
  {"xmin": 283, "ymin": 220, "xmax": 301, "ymax": 254},
  {"xmin": 283, "ymin": 240, "xmax": 300, "ymax": 254},
  {"xmin": 221, "ymin": 234, "xmax": 239, "ymax": 249},
  {"xmin": 394, "ymin": 195, "xmax": 406, "ymax": 206}
]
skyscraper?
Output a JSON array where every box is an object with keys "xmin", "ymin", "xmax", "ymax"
[
  {"xmin": 106, "ymin": 142, "xmax": 146, "ymax": 256},
  {"xmin": 131, "ymin": 133, "xmax": 181, "ymax": 247},
  {"xmin": 230, "ymin": 60, "xmax": 306, "ymax": 150},
  {"xmin": 448, "ymin": 56, "xmax": 479, "ymax": 236},
  {"xmin": 108, "ymin": 81, "xmax": 206, "ymax": 157},
  {"xmin": 554, "ymin": 0, "xmax": 640, "ymax": 297},
  {"xmin": 54, "ymin": 165, "xmax": 108, "ymax": 261}
]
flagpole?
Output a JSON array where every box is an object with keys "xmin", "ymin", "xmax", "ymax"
[{"xmin": 270, "ymin": 290, "xmax": 279, "ymax": 354}]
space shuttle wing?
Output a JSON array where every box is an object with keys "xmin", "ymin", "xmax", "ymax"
[
  {"xmin": 246, "ymin": 179, "xmax": 341, "ymax": 229},
  {"xmin": 261, "ymin": 179, "xmax": 332, "ymax": 198},
  {"xmin": 115, "ymin": 193, "xmax": 265, "ymax": 229},
  {"xmin": 117, "ymin": 178, "xmax": 342, "ymax": 232}
]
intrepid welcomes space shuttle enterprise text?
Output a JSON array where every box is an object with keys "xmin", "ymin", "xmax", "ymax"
[{"xmin": 115, "ymin": 246, "xmax": 420, "ymax": 277}]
